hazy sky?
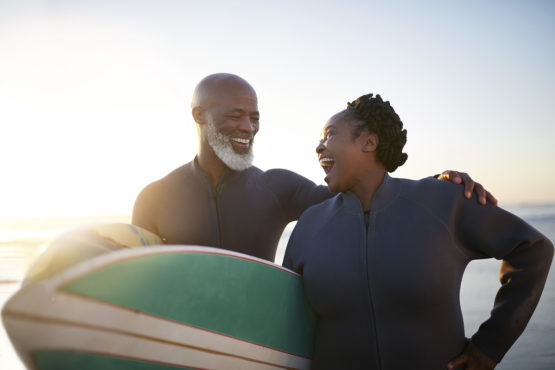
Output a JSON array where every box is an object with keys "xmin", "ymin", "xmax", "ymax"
[{"xmin": 1, "ymin": 0, "xmax": 554, "ymax": 218}]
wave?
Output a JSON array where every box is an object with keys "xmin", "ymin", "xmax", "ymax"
[{"xmin": 505, "ymin": 202, "xmax": 555, "ymax": 222}]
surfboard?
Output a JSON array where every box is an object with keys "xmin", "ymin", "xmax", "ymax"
[
  {"xmin": 2, "ymin": 224, "xmax": 315, "ymax": 370},
  {"xmin": 23, "ymin": 222, "xmax": 163, "ymax": 284}
]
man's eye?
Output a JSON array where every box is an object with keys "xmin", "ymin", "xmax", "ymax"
[{"xmin": 228, "ymin": 116, "xmax": 241, "ymax": 120}]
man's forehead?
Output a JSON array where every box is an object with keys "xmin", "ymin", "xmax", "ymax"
[
  {"xmin": 205, "ymin": 84, "xmax": 257, "ymax": 107},
  {"xmin": 217, "ymin": 104, "xmax": 260, "ymax": 116},
  {"xmin": 207, "ymin": 91, "xmax": 258, "ymax": 112}
]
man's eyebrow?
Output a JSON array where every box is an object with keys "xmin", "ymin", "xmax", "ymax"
[{"xmin": 226, "ymin": 108, "xmax": 259, "ymax": 116}]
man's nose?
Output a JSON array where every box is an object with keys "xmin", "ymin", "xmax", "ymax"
[{"xmin": 238, "ymin": 117, "xmax": 257, "ymax": 133}]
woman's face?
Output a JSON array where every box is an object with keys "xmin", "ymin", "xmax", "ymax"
[{"xmin": 316, "ymin": 112, "xmax": 367, "ymax": 193}]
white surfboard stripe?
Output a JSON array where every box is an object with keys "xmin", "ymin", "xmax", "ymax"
[
  {"xmin": 3, "ymin": 285, "xmax": 310, "ymax": 369},
  {"xmin": 4, "ymin": 316, "xmax": 300, "ymax": 369}
]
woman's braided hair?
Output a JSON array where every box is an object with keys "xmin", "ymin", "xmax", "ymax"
[{"xmin": 347, "ymin": 93, "xmax": 408, "ymax": 172}]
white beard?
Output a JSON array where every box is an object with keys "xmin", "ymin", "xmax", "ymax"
[{"xmin": 206, "ymin": 121, "xmax": 254, "ymax": 171}]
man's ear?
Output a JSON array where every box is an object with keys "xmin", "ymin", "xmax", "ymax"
[
  {"xmin": 192, "ymin": 107, "xmax": 205, "ymax": 125},
  {"xmin": 361, "ymin": 133, "xmax": 378, "ymax": 152}
]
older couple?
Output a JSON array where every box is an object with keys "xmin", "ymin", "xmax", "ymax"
[{"xmin": 133, "ymin": 73, "xmax": 552, "ymax": 369}]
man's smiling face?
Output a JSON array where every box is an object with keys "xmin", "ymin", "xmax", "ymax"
[{"xmin": 201, "ymin": 82, "xmax": 260, "ymax": 170}]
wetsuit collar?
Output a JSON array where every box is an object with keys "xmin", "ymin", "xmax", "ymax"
[
  {"xmin": 192, "ymin": 156, "xmax": 241, "ymax": 188},
  {"xmin": 342, "ymin": 173, "xmax": 400, "ymax": 214}
]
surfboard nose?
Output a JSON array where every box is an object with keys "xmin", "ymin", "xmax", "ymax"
[{"xmin": 24, "ymin": 223, "xmax": 162, "ymax": 284}]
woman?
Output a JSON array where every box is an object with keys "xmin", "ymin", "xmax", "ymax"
[{"xmin": 283, "ymin": 94, "xmax": 553, "ymax": 370}]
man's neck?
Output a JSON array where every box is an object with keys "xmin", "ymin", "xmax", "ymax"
[{"xmin": 197, "ymin": 149, "xmax": 228, "ymax": 188}]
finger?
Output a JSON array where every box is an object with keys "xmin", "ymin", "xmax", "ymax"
[
  {"xmin": 440, "ymin": 170, "xmax": 461, "ymax": 184},
  {"xmin": 486, "ymin": 190, "xmax": 498, "ymax": 206},
  {"xmin": 461, "ymin": 173, "xmax": 474, "ymax": 198},
  {"xmin": 473, "ymin": 183, "xmax": 487, "ymax": 205},
  {"xmin": 447, "ymin": 355, "xmax": 468, "ymax": 370}
]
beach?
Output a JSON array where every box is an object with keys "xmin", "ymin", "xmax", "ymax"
[{"xmin": 1, "ymin": 204, "xmax": 554, "ymax": 369}]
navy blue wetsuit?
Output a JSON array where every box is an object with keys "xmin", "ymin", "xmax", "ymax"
[
  {"xmin": 132, "ymin": 158, "xmax": 332, "ymax": 261},
  {"xmin": 284, "ymin": 173, "xmax": 553, "ymax": 369}
]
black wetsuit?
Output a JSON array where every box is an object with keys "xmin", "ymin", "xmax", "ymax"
[
  {"xmin": 284, "ymin": 173, "xmax": 553, "ymax": 369},
  {"xmin": 132, "ymin": 158, "xmax": 332, "ymax": 261}
]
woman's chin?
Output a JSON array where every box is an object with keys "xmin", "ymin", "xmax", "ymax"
[{"xmin": 325, "ymin": 178, "xmax": 339, "ymax": 193}]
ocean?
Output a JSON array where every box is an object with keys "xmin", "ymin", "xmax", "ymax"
[{"xmin": 1, "ymin": 204, "xmax": 554, "ymax": 369}]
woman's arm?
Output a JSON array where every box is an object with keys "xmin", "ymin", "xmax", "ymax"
[{"xmin": 451, "ymin": 197, "xmax": 553, "ymax": 366}]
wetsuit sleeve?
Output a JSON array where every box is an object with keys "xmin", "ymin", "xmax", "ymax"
[
  {"xmin": 452, "ymin": 197, "xmax": 554, "ymax": 362},
  {"xmin": 282, "ymin": 242, "xmax": 295, "ymax": 271},
  {"xmin": 264, "ymin": 169, "xmax": 333, "ymax": 221},
  {"xmin": 282, "ymin": 200, "xmax": 330, "ymax": 272},
  {"xmin": 283, "ymin": 218, "xmax": 306, "ymax": 273},
  {"xmin": 132, "ymin": 183, "xmax": 159, "ymax": 236}
]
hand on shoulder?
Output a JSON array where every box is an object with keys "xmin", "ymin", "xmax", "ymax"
[{"xmin": 437, "ymin": 170, "xmax": 498, "ymax": 206}]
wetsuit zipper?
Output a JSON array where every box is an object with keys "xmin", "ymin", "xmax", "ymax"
[
  {"xmin": 212, "ymin": 182, "xmax": 224, "ymax": 248},
  {"xmin": 364, "ymin": 210, "xmax": 382, "ymax": 369}
]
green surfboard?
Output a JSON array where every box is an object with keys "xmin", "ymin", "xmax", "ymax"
[{"xmin": 2, "ymin": 224, "xmax": 315, "ymax": 369}]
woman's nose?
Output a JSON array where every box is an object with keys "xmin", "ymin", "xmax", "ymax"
[{"xmin": 316, "ymin": 140, "xmax": 325, "ymax": 154}]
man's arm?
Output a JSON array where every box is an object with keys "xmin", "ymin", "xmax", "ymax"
[
  {"xmin": 132, "ymin": 183, "xmax": 159, "ymax": 236},
  {"xmin": 263, "ymin": 169, "xmax": 333, "ymax": 222}
]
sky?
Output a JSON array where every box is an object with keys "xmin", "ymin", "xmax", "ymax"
[{"xmin": 1, "ymin": 0, "xmax": 554, "ymax": 219}]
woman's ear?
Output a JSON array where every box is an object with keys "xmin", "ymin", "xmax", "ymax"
[{"xmin": 361, "ymin": 133, "xmax": 378, "ymax": 152}]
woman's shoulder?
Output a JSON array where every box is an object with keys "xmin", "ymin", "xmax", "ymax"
[
  {"xmin": 398, "ymin": 176, "xmax": 463, "ymax": 201},
  {"xmin": 390, "ymin": 176, "xmax": 468, "ymax": 224}
]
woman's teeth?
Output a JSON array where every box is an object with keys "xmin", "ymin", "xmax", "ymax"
[{"xmin": 319, "ymin": 157, "xmax": 334, "ymax": 173}]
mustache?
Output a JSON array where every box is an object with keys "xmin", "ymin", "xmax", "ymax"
[{"xmin": 229, "ymin": 133, "xmax": 254, "ymax": 140}]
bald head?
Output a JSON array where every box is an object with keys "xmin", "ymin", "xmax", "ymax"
[{"xmin": 191, "ymin": 73, "xmax": 257, "ymax": 110}]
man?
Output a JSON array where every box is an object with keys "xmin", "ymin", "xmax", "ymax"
[{"xmin": 132, "ymin": 73, "xmax": 494, "ymax": 261}]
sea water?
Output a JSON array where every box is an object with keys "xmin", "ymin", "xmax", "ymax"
[
  {"xmin": 1, "ymin": 205, "xmax": 555, "ymax": 369},
  {"xmin": 0, "ymin": 215, "xmax": 131, "ymax": 369}
]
